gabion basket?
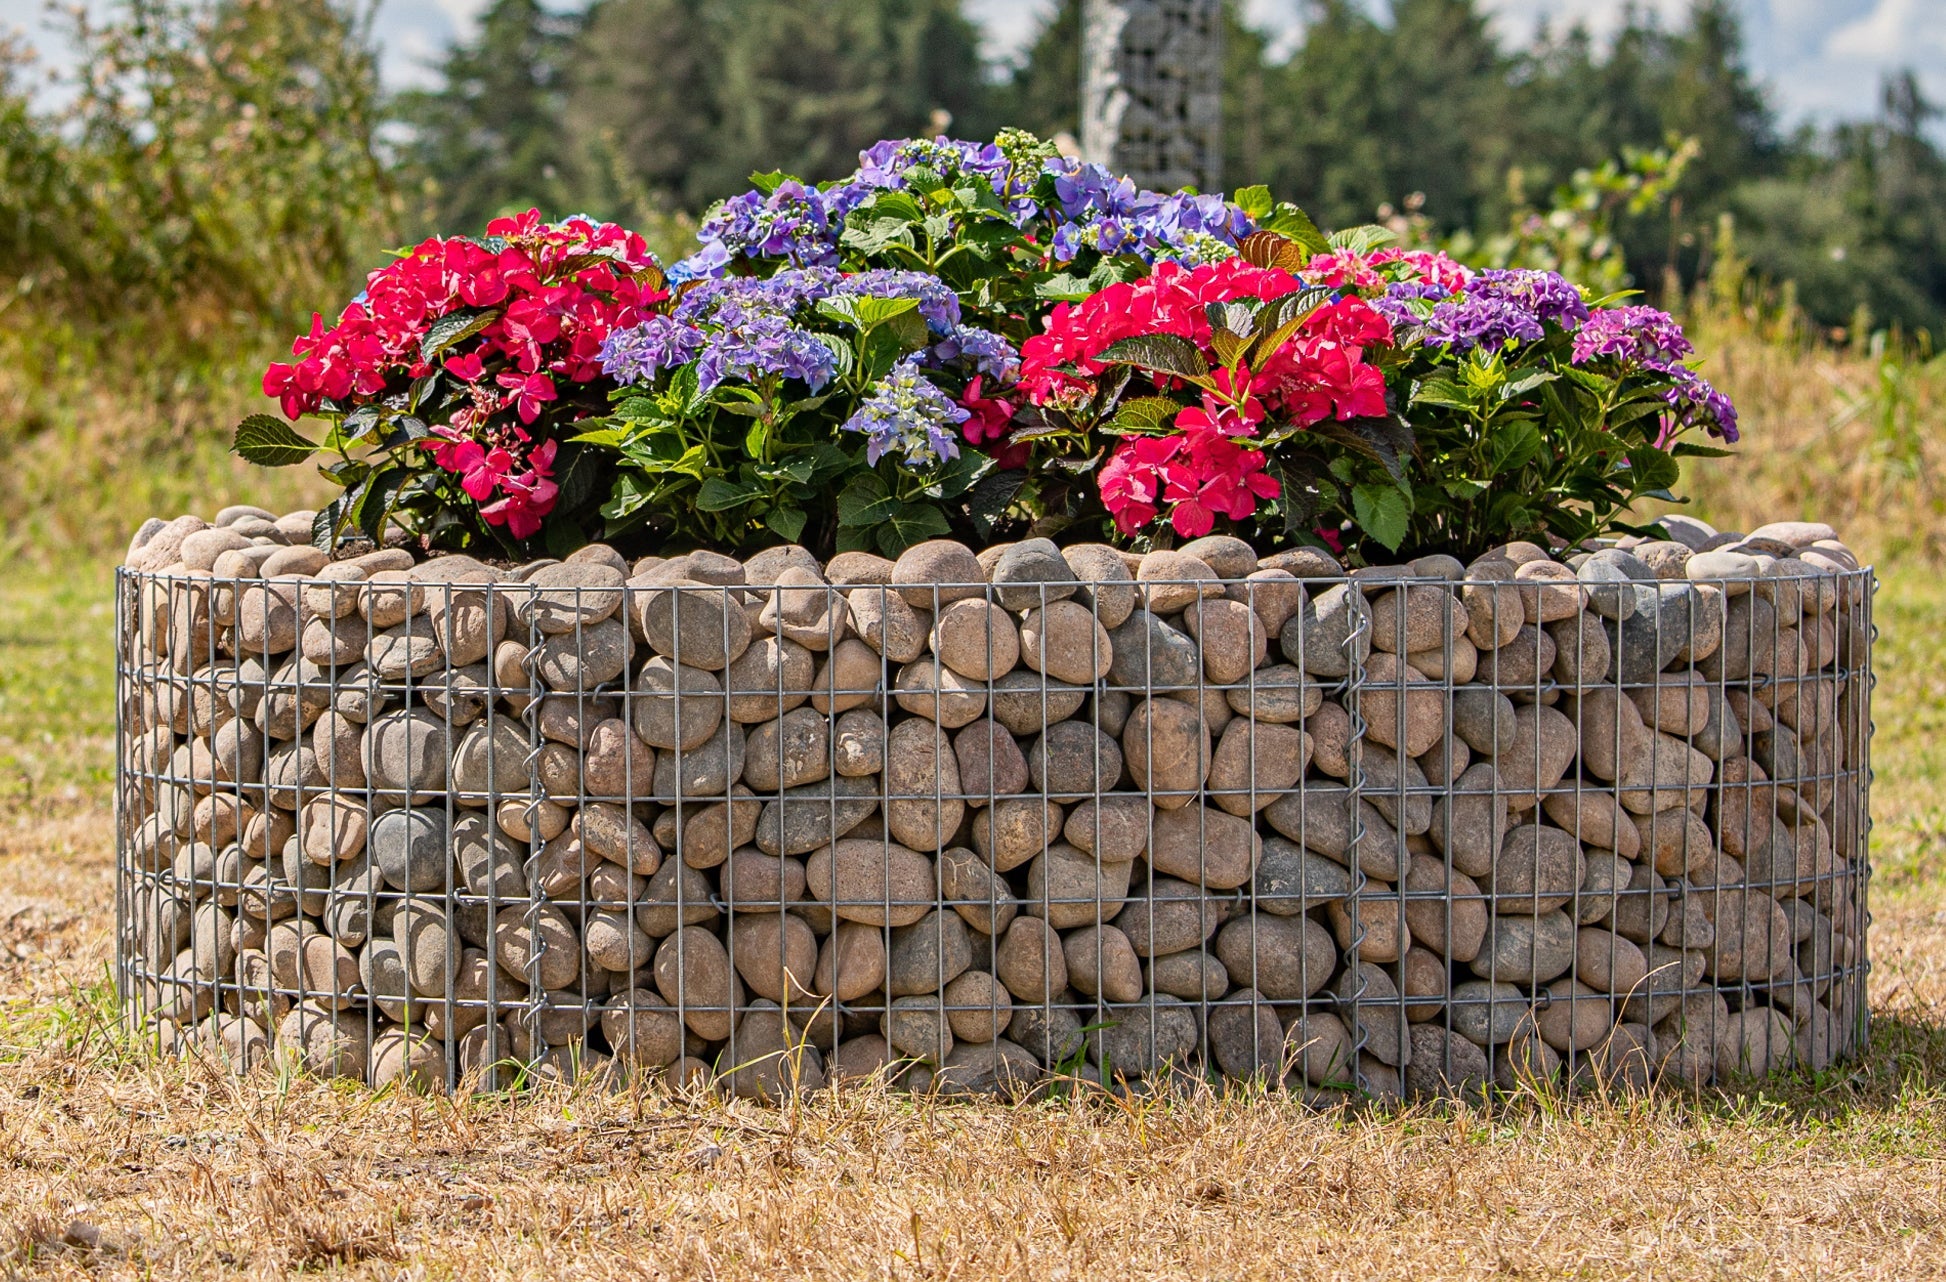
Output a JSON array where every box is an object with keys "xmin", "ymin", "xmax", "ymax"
[{"xmin": 113, "ymin": 524, "xmax": 1874, "ymax": 1100}]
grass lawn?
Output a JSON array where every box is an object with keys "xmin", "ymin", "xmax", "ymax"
[{"xmin": 0, "ymin": 545, "xmax": 1941, "ymax": 1278}]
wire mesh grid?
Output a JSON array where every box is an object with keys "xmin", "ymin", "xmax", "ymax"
[{"xmin": 112, "ymin": 551, "xmax": 1875, "ymax": 1099}]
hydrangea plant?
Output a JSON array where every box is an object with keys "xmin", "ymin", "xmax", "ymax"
[{"xmin": 236, "ymin": 130, "xmax": 1738, "ymax": 564}]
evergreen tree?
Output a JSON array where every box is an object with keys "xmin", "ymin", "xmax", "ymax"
[
  {"xmin": 396, "ymin": 0, "xmax": 579, "ymax": 232},
  {"xmin": 1000, "ymin": 0, "xmax": 1081, "ymax": 142},
  {"xmin": 561, "ymin": 0, "xmax": 719, "ymax": 212}
]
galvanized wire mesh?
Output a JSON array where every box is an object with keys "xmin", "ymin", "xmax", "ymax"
[{"xmin": 113, "ymin": 549, "xmax": 1874, "ymax": 1098}]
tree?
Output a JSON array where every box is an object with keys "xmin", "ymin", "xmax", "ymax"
[
  {"xmin": 999, "ymin": 0, "xmax": 1080, "ymax": 142},
  {"xmin": 689, "ymin": 0, "xmax": 995, "ymax": 200},
  {"xmin": 396, "ymin": 0, "xmax": 578, "ymax": 233},
  {"xmin": 561, "ymin": 0, "xmax": 719, "ymax": 212}
]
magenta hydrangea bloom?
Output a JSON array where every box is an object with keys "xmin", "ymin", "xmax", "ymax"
[{"xmin": 1571, "ymin": 304, "xmax": 1695, "ymax": 371}]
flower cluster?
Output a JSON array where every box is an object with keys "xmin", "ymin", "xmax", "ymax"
[
  {"xmin": 1302, "ymin": 247, "xmax": 1473, "ymax": 293},
  {"xmin": 840, "ymin": 357, "xmax": 970, "ymax": 466},
  {"xmin": 1570, "ymin": 304, "xmax": 1737, "ymax": 441},
  {"xmin": 672, "ymin": 136, "xmax": 1260, "ymax": 284},
  {"xmin": 1021, "ymin": 257, "xmax": 1391, "ymax": 429},
  {"xmin": 259, "ymin": 210, "xmax": 664, "ymax": 540},
  {"xmin": 599, "ymin": 265, "xmax": 1017, "ymax": 410},
  {"xmin": 1099, "ymin": 396, "xmax": 1281, "ymax": 538},
  {"xmin": 244, "ymin": 134, "xmax": 1742, "ymax": 562}
]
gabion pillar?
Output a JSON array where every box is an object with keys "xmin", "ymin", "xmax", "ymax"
[{"xmin": 1081, "ymin": 0, "xmax": 1223, "ymax": 192}]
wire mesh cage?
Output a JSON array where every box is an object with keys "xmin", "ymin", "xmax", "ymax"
[{"xmin": 113, "ymin": 535, "xmax": 1874, "ymax": 1099}]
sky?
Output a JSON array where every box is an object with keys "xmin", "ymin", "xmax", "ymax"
[{"xmin": 0, "ymin": 0, "xmax": 1940, "ymax": 134}]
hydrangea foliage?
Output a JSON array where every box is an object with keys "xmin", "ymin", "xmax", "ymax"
[{"xmin": 236, "ymin": 130, "xmax": 1738, "ymax": 562}]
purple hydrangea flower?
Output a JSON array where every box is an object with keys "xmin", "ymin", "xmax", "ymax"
[
  {"xmin": 835, "ymin": 269, "xmax": 963, "ymax": 333},
  {"xmin": 840, "ymin": 356, "xmax": 969, "ymax": 465},
  {"xmin": 686, "ymin": 180, "xmax": 841, "ymax": 274},
  {"xmin": 694, "ymin": 314, "xmax": 837, "ymax": 394},
  {"xmin": 1369, "ymin": 279, "xmax": 1453, "ymax": 333},
  {"xmin": 1422, "ymin": 295, "xmax": 1548, "ymax": 354},
  {"xmin": 1571, "ymin": 305, "xmax": 1695, "ymax": 371},
  {"xmin": 926, "ymin": 326, "xmax": 1020, "ymax": 380},
  {"xmin": 673, "ymin": 269, "xmax": 840, "ymax": 328},
  {"xmin": 1413, "ymin": 269, "xmax": 1587, "ymax": 354},
  {"xmin": 1664, "ymin": 370, "xmax": 1740, "ymax": 442},
  {"xmin": 1469, "ymin": 269, "xmax": 1591, "ymax": 329},
  {"xmin": 599, "ymin": 315, "xmax": 706, "ymax": 384}
]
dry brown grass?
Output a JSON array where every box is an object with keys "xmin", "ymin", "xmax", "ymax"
[{"xmin": 2, "ymin": 777, "xmax": 1945, "ymax": 1279}]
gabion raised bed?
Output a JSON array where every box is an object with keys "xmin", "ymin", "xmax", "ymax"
[{"xmin": 115, "ymin": 508, "xmax": 1873, "ymax": 1099}]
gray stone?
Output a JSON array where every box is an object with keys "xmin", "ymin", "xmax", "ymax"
[
  {"xmin": 1282, "ymin": 583, "xmax": 1368, "ymax": 678},
  {"xmin": 1087, "ymin": 995, "xmax": 1201, "ymax": 1078},
  {"xmin": 987, "ymin": 670, "xmax": 1087, "ymax": 735},
  {"xmin": 1028, "ymin": 720, "xmax": 1122, "ymax": 804},
  {"xmin": 1062, "ymin": 543, "xmax": 1138, "ymax": 630},
  {"xmin": 1469, "ymin": 910, "xmax": 1576, "ymax": 986},
  {"xmin": 1106, "ymin": 610, "xmax": 1200, "ymax": 690},
  {"xmin": 370, "ymin": 807, "xmax": 450, "ymax": 893},
  {"xmin": 989, "ymin": 538, "xmax": 1078, "ymax": 611},
  {"xmin": 887, "ymin": 908, "xmax": 975, "ymax": 995},
  {"xmin": 363, "ymin": 709, "xmax": 448, "ymax": 803},
  {"xmin": 649, "ymin": 719, "xmax": 745, "ymax": 799},
  {"xmin": 1577, "ymin": 549, "xmax": 1655, "ymax": 620},
  {"xmin": 520, "ymin": 562, "xmax": 625, "ymax": 634},
  {"xmin": 1252, "ymin": 835, "xmax": 1353, "ymax": 911},
  {"xmin": 754, "ymin": 772, "xmax": 879, "ymax": 856},
  {"xmin": 630, "ymin": 657, "xmax": 724, "ymax": 751}
]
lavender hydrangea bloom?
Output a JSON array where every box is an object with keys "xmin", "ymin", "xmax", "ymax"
[
  {"xmin": 840, "ymin": 357, "xmax": 969, "ymax": 465},
  {"xmin": 1370, "ymin": 280, "xmax": 1453, "ymax": 333},
  {"xmin": 835, "ymin": 270, "xmax": 963, "ymax": 333},
  {"xmin": 1664, "ymin": 370, "xmax": 1740, "ymax": 442},
  {"xmin": 1422, "ymin": 295, "xmax": 1548, "ymax": 354},
  {"xmin": 599, "ymin": 316, "xmax": 705, "ymax": 384},
  {"xmin": 693, "ymin": 314, "xmax": 837, "ymax": 394},
  {"xmin": 1571, "ymin": 305, "xmax": 1695, "ymax": 371},
  {"xmin": 926, "ymin": 326, "xmax": 1020, "ymax": 380},
  {"xmin": 685, "ymin": 180, "xmax": 841, "ymax": 275},
  {"xmin": 673, "ymin": 269, "xmax": 840, "ymax": 328},
  {"xmin": 1469, "ymin": 269, "xmax": 1591, "ymax": 328}
]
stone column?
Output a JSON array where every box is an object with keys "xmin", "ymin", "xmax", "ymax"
[{"xmin": 1080, "ymin": 0, "xmax": 1223, "ymax": 193}]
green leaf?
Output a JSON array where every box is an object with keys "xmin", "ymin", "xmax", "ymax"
[
  {"xmin": 378, "ymin": 416, "xmax": 430, "ymax": 449},
  {"xmin": 600, "ymin": 470, "xmax": 656, "ymax": 522},
  {"xmin": 1232, "ymin": 184, "xmax": 1275, "ymax": 220},
  {"xmin": 1094, "ymin": 334, "xmax": 1210, "ymax": 381},
  {"xmin": 1033, "ymin": 272, "xmax": 1096, "ymax": 302},
  {"xmin": 748, "ymin": 169, "xmax": 791, "ymax": 195},
  {"xmin": 550, "ymin": 440, "xmax": 603, "ymax": 515},
  {"xmin": 765, "ymin": 505, "xmax": 807, "ymax": 542},
  {"xmin": 837, "ymin": 473, "xmax": 900, "ymax": 528},
  {"xmin": 964, "ymin": 469, "xmax": 1026, "ymax": 540},
  {"xmin": 570, "ymin": 427, "xmax": 630, "ymax": 448},
  {"xmin": 1107, "ymin": 396, "xmax": 1184, "ymax": 433},
  {"xmin": 419, "ymin": 306, "xmax": 498, "ymax": 365},
  {"xmin": 876, "ymin": 502, "xmax": 954, "ymax": 557},
  {"xmin": 351, "ymin": 465, "xmax": 409, "ymax": 541},
  {"xmin": 1270, "ymin": 455, "xmax": 1334, "ymax": 540},
  {"xmin": 1327, "ymin": 224, "xmax": 1397, "ymax": 256},
  {"xmin": 695, "ymin": 476, "xmax": 764, "ymax": 512},
  {"xmin": 1411, "ymin": 378, "xmax": 1475, "ymax": 411},
  {"xmin": 922, "ymin": 450, "xmax": 991, "ymax": 503},
  {"xmin": 1671, "ymin": 441, "xmax": 1734, "ymax": 459},
  {"xmin": 1312, "ymin": 413, "xmax": 1417, "ymax": 483},
  {"xmin": 1262, "ymin": 202, "xmax": 1330, "ymax": 254},
  {"xmin": 233, "ymin": 414, "xmax": 319, "ymax": 467},
  {"xmin": 1351, "ymin": 483, "xmax": 1411, "ymax": 551},
  {"xmin": 1623, "ymin": 446, "xmax": 1682, "ymax": 494},
  {"xmin": 1487, "ymin": 421, "xmax": 1545, "ymax": 474},
  {"xmin": 840, "ymin": 216, "xmax": 917, "ymax": 256},
  {"xmin": 310, "ymin": 496, "xmax": 351, "ymax": 551}
]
